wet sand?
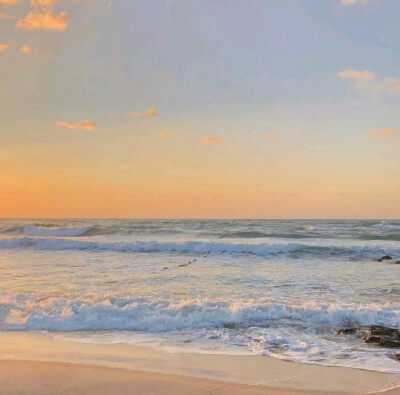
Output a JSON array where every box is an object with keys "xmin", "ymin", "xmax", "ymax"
[{"xmin": 0, "ymin": 332, "xmax": 399, "ymax": 394}]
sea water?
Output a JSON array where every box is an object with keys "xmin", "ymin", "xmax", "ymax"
[{"xmin": 0, "ymin": 219, "xmax": 399, "ymax": 373}]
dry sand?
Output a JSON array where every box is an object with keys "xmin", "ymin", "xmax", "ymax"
[{"xmin": 0, "ymin": 360, "xmax": 353, "ymax": 395}]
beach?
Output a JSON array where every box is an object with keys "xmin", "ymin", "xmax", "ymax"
[
  {"xmin": 3, "ymin": 360, "xmax": 400, "ymax": 395},
  {"xmin": 0, "ymin": 361, "xmax": 343, "ymax": 395},
  {"xmin": 0, "ymin": 332, "xmax": 399, "ymax": 394}
]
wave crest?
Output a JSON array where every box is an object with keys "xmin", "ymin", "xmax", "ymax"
[
  {"xmin": 1, "ymin": 294, "xmax": 399, "ymax": 331},
  {"xmin": 24, "ymin": 225, "xmax": 92, "ymax": 237}
]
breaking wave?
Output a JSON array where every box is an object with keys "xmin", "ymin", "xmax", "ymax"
[
  {"xmin": 0, "ymin": 237, "xmax": 397, "ymax": 259},
  {"xmin": 24, "ymin": 225, "xmax": 92, "ymax": 237},
  {"xmin": 1, "ymin": 294, "xmax": 399, "ymax": 332}
]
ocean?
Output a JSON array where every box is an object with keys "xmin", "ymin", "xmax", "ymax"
[{"xmin": 0, "ymin": 219, "xmax": 399, "ymax": 373}]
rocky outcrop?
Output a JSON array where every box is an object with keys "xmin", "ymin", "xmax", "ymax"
[
  {"xmin": 338, "ymin": 325, "xmax": 400, "ymax": 360},
  {"xmin": 373, "ymin": 255, "xmax": 393, "ymax": 262}
]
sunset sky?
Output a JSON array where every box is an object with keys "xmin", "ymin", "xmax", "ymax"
[{"xmin": 1, "ymin": 0, "xmax": 399, "ymax": 219}]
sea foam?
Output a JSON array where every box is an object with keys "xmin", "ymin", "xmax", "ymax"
[{"xmin": 1, "ymin": 295, "xmax": 399, "ymax": 332}]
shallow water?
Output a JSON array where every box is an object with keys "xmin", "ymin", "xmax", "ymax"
[{"xmin": 0, "ymin": 219, "xmax": 399, "ymax": 373}]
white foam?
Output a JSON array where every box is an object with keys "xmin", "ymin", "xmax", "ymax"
[
  {"xmin": 24, "ymin": 225, "xmax": 92, "ymax": 237},
  {"xmin": 1, "ymin": 294, "xmax": 399, "ymax": 332},
  {"xmin": 0, "ymin": 236, "xmax": 399, "ymax": 259},
  {"xmin": 0, "ymin": 237, "xmax": 300, "ymax": 255},
  {"xmin": 1, "ymin": 294, "xmax": 398, "ymax": 374},
  {"xmin": 372, "ymin": 222, "xmax": 400, "ymax": 231}
]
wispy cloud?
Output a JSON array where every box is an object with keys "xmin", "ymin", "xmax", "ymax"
[
  {"xmin": 338, "ymin": 69, "xmax": 375, "ymax": 89},
  {"xmin": 201, "ymin": 136, "xmax": 223, "ymax": 143},
  {"xmin": 338, "ymin": 70, "xmax": 375, "ymax": 81},
  {"xmin": 0, "ymin": 0, "xmax": 20, "ymax": 5},
  {"xmin": 159, "ymin": 131, "xmax": 173, "ymax": 138},
  {"xmin": 20, "ymin": 45, "xmax": 33, "ymax": 54},
  {"xmin": 16, "ymin": 11, "xmax": 69, "ymax": 31},
  {"xmin": 370, "ymin": 128, "xmax": 400, "ymax": 137},
  {"xmin": 0, "ymin": 12, "xmax": 15, "ymax": 19},
  {"xmin": 16, "ymin": 0, "xmax": 70, "ymax": 32},
  {"xmin": 131, "ymin": 108, "xmax": 158, "ymax": 118},
  {"xmin": 341, "ymin": 0, "xmax": 371, "ymax": 4},
  {"xmin": 56, "ymin": 120, "xmax": 98, "ymax": 131},
  {"xmin": 380, "ymin": 78, "xmax": 400, "ymax": 93},
  {"xmin": 339, "ymin": 69, "xmax": 400, "ymax": 93},
  {"xmin": 0, "ymin": 44, "xmax": 9, "ymax": 53},
  {"xmin": 30, "ymin": 0, "xmax": 59, "ymax": 8}
]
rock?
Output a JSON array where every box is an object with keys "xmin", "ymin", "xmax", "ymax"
[
  {"xmin": 365, "ymin": 334, "xmax": 381, "ymax": 344},
  {"xmin": 394, "ymin": 260, "xmax": 400, "ymax": 264},
  {"xmin": 339, "ymin": 326, "xmax": 400, "ymax": 349},
  {"xmin": 223, "ymin": 323, "xmax": 236, "ymax": 329},
  {"xmin": 338, "ymin": 328, "xmax": 358, "ymax": 335},
  {"xmin": 381, "ymin": 255, "xmax": 393, "ymax": 260},
  {"xmin": 370, "ymin": 326, "xmax": 400, "ymax": 340},
  {"xmin": 370, "ymin": 326, "xmax": 397, "ymax": 337},
  {"xmin": 392, "ymin": 354, "xmax": 400, "ymax": 361},
  {"xmin": 379, "ymin": 338, "xmax": 400, "ymax": 348},
  {"xmin": 374, "ymin": 255, "xmax": 393, "ymax": 262}
]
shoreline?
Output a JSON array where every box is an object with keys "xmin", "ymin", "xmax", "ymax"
[
  {"xmin": 0, "ymin": 360, "xmax": 338, "ymax": 395},
  {"xmin": 0, "ymin": 332, "xmax": 399, "ymax": 394}
]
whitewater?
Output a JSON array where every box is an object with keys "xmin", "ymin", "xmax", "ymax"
[{"xmin": 0, "ymin": 219, "xmax": 400, "ymax": 373}]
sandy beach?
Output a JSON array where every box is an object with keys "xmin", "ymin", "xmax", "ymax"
[
  {"xmin": 0, "ymin": 360, "xmax": 332, "ymax": 395},
  {"xmin": 0, "ymin": 332, "xmax": 399, "ymax": 394},
  {"xmin": 0, "ymin": 360, "xmax": 399, "ymax": 395}
]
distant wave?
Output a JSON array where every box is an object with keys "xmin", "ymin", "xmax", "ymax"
[
  {"xmin": 0, "ymin": 237, "xmax": 398, "ymax": 260},
  {"xmin": 1, "ymin": 294, "xmax": 399, "ymax": 331},
  {"xmin": 0, "ymin": 220, "xmax": 398, "ymax": 240},
  {"xmin": 0, "ymin": 237, "xmax": 299, "ymax": 255},
  {"xmin": 303, "ymin": 225, "xmax": 351, "ymax": 232},
  {"xmin": 0, "ymin": 225, "xmax": 25, "ymax": 234},
  {"xmin": 359, "ymin": 234, "xmax": 400, "ymax": 241},
  {"xmin": 219, "ymin": 231, "xmax": 313, "ymax": 239},
  {"xmin": 372, "ymin": 222, "xmax": 400, "ymax": 231},
  {"xmin": 24, "ymin": 225, "xmax": 92, "ymax": 237}
]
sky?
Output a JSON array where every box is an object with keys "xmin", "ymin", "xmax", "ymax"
[{"xmin": 0, "ymin": 0, "xmax": 399, "ymax": 219}]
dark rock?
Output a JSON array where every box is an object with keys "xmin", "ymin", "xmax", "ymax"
[
  {"xmin": 394, "ymin": 260, "xmax": 400, "ymax": 265},
  {"xmin": 339, "ymin": 326, "xmax": 400, "ymax": 349},
  {"xmin": 392, "ymin": 353, "xmax": 400, "ymax": 361},
  {"xmin": 370, "ymin": 326, "xmax": 400, "ymax": 340},
  {"xmin": 379, "ymin": 338, "xmax": 400, "ymax": 348},
  {"xmin": 370, "ymin": 325, "xmax": 397, "ymax": 337},
  {"xmin": 374, "ymin": 255, "xmax": 393, "ymax": 262},
  {"xmin": 364, "ymin": 334, "xmax": 381, "ymax": 344},
  {"xmin": 381, "ymin": 255, "xmax": 393, "ymax": 260},
  {"xmin": 338, "ymin": 328, "xmax": 358, "ymax": 335},
  {"xmin": 223, "ymin": 323, "xmax": 236, "ymax": 329}
]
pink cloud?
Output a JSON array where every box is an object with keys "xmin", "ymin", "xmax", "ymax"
[
  {"xmin": 370, "ymin": 128, "xmax": 400, "ymax": 137},
  {"xmin": 201, "ymin": 136, "xmax": 223, "ymax": 143},
  {"xmin": 56, "ymin": 120, "xmax": 98, "ymax": 131},
  {"xmin": 131, "ymin": 108, "xmax": 158, "ymax": 118}
]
